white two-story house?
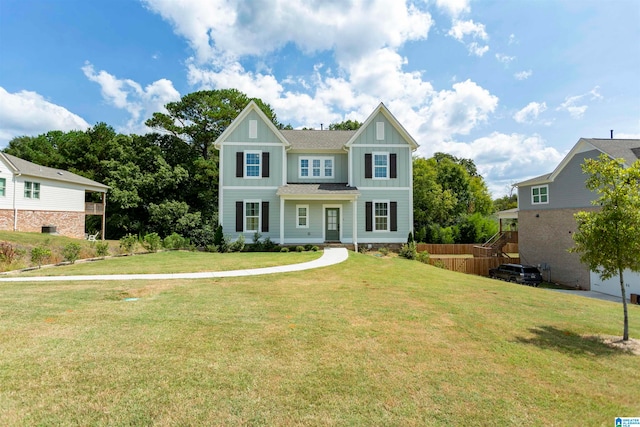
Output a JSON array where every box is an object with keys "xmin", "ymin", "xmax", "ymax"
[{"xmin": 214, "ymin": 101, "xmax": 419, "ymax": 251}]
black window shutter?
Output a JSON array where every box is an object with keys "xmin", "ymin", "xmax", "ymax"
[
  {"xmin": 390, "ymin": 202, "xmax": 398, "ymax": 231},
  {"xmin": 365, "ymin": 202, "xmax": 373, "ymax": 231},
  {"xmin": 236, "ymin": 152, "xmax": 243, "ymax": 177},
  {"xmin": 262, "ymin": 152, "xmax": 270, "ymax": 178},
  {"xmin": 365, "ymin": 153, "xmax": 372, "ymax": 179},
  {"xmin": 390, "ymin": 153, "xmax": 397, "ymax": 179},
  {"xmin": 236, "ymin": 202, "xmax": 243, "ymax": 232},
  {"xmin": 261, "ymin": 201, "xmax": 269, "ymax": 232}
]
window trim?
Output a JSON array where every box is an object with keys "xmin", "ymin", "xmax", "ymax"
[
  {"xmin": 0, "ymin": 178, "xmax": 5, "ymax": 197},
  {"xmin": 372, "ymin": 152, "xmax": 389, "ymax": 180},
  {"xmin": 24, "ymin": 181, "xmax": 40, "ymax": 199},
  {"xmin": 373, "ymin": 200, "xmax": 390, "ymax": 232},
  {"xmin": 296, "ymin": 204, "xmax": 309, "ymax": 229},
  {"xmin": 531, "ymin": 185, "xmax": 549, "ymax": 205},
  {"xmin": 244, "ymin": 200, "xmax": 261, "ymax": 232},
  {"xmin": 244, "ymin": 150, "xmax": 262, "ymax": 179},
  {"xmin": 298, "ymin": 156, "xmax": 334, "ymax": 179}
]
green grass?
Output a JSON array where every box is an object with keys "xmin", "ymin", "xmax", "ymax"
[{"xmin": 0, "ymin": 252, "xmax": 638, "ymax": 426}]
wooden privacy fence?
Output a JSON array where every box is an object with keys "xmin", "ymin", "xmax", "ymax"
[
  {"xmin": 416, "ymin": 244, "xmax": 476, "ymax": 255},
  {"xmin": 428, "ymin": 257, "xmax": 521, "ymax": 276}
]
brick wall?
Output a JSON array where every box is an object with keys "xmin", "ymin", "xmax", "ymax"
[
  {"xmin": 519, "ymin": 208, "xmax": 597, "ymax": 289},
  {"xmin": 0, "ymin": 209, "xmax": 85, "ymax": 239}
]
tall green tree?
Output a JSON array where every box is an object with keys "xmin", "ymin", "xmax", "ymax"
[
  {"xmin": 329, "ymin": 119, "xmax": 362, "ymax": 130},
  {"xmin": 145, "ymin": 89, "xmax": 279, "ymax": 160},
  {"xmin": 570, "ymin": 154, "xmax": 640, "ymax": 341}
]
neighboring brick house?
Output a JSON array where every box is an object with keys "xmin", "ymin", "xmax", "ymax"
[
  {"xmin": 214, "ymin": 101, "xmax": 419, "ymax": 251},
  {"xmin": 0, "ymin": 152, "xmax": 108, "ymax": 239},
  {"xmin": 515, "ymin": 138, "xmax": 640, "ymax": 298}
]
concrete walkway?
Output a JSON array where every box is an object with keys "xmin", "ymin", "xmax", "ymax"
[
  {"xmin": 546, "ymin": 289, "xmax": 627, "ymax": 304},
  {"xmin": 0, "ymin": 248, "xmax": 349, "ymax": 282}
]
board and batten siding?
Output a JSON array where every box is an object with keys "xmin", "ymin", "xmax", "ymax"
[
  {"xmin": 223, "ymin": 110, "xmax": 282, "ymax": 143},
  {"xmin": 221, "ymin": 188, "xmax": 280, "ymax": 240},
  {"xmin": 221, "ymin": 144, "xmax": 284, "ymax": 187},
  {"xmin": 519, "ymin": 150, "xmax": 602, "ymax": 211},
  {"xmin": 356, "ymin": 189, "xmax": 411, "ymax": 243},
  {"xmin": 286, "ymin": 153, "xmax": 348, "ymax": 183},
  {"xmin": 282, "ymin": 200, "xmax": 354, "ymax": 244}
]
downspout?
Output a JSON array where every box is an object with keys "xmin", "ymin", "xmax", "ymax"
[
  {"xmin": 218, "ymin": 145, "xmax": 224, "ymax": 226},
  {"xmin": 13, "ymin": 173, "xmax": 21, "ymax": 231}
]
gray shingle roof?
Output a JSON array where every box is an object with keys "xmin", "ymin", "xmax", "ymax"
[
  {"xmin": 280, "ymin": 130, "xmax": 356, "ymax": 151},
  {"xmin": 1, "ymin": 153, "xmax": 108, "ymax": 191},
  {"xmin": 277, "ymin": 183, "xmax": 360, "ymax": 196},
  {"xmin": 582, "ymin": 138, "xmax": 640, "ymax": 166}
]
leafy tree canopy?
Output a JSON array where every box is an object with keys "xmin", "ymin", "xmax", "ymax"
[{"xmin": 329, "ymin": 119, "xmax": 362, "ymax": 130}]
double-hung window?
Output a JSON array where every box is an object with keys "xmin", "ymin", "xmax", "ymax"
[
  {"xmin": 373, "ymin": 153, "xmax": 389, "ymax": 179},
  {"xmin": 24, "ymin": 181, "xmax": 40, "ymax": 199},
  {"xmin": 531, "ymin": 185, "xmax": 548, "ymax": 204},
  {"xmin": 374, "ymin": 201, "xmax": 389, "ymax": 231},
  {"xmin": 245, "ymin": 151, "xmax": 261, "ymax": 178},
  {"xmin": 245, "ymin": 201, "xmax": 260, "ymax": 232},
  {"xmin": 0, "ymin": 178, "xmax": 5, "ymax": 197},
  {"xmin": 299, "ymin": 157, "xmax": 333, "ymax": 179},
  {"xmin": 296, "ymin": 205, "xmax": 309, "ymax": 228}
]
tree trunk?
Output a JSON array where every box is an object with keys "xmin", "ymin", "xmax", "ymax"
[{"xmin": 619, "ymin": 267, "xmax": 629, "ymax": 341}]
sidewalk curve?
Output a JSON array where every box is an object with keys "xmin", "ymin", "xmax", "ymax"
[{"xmin": 0, "ymin": 248, "xmax": 349, "ymax": 282}]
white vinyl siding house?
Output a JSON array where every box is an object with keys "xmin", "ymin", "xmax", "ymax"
[{"xmin": 214, "ymin": 102, "xmax": 418, "ymax": 250}]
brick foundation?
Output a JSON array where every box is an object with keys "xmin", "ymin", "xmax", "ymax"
[
  {"xmin": 519, "ymin": 208, "xmax": 597, "ymax": 290},
  {"xmin": 0, "ymin": 209, "xmax": 86, "ymax": 239}
]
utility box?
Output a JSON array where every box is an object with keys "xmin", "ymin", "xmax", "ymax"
[{"xmin": 631, "ymin": 294, "xmax": 640, "ymax": 305}]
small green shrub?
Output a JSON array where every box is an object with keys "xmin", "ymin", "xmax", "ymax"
[
  {"xmin": 295, "ymin": 246, "xmax": 304, "ymax": 252},
  {"xmin": 205, "ymin": 244, "xmax": 219, "ymax": 253},
  {"xmin": 119, "ymin": 233, "xmax": 139, "ymax": 254},
  {"xmin": 62, "ymin": 243, "xmax": 82, "ymax": 264},
  {"xmin": 229, "ymin": 235, "xmax": 245, "ymax": 252},
  {"xmin": 213, "ymin": 225, "xmax": 224, "ymax": 247},
  {"xmin": 142, "ymin": 232, "xmax": 162, "ymax": 252},
  {"xmin": 378, "ymin": 247, "xmax": 389, "ymax": 256},
  {"xmin": 433, "ymin": 260, "xmax": 446, "ymax": 269},
  {"xmin": 358, "ymin": 246, "xmax": 368, "ymax": 254},
  {"xmin": 416, "ymin": 250, "xmax": 430, "ymax": 264},
  {"xmin": 0, "ymin": 242, "xmax": 19, "ymax": 264},
  {"xmin": 304, "ymin": 244, "xmax": 313, "ymax": 251},
  {"xmin": 163, "ymin": 233, "xmax": 187, "ymax": 250},
  {"xmin": 263, "ymin": 237, "xmax": 277, "ymax": 251},
  {"xmin": 311, "ymin": 246, "xmax": 319, "ymax": 252},
  {"xmin": 31, "ymin": 246, "xmax": 52, "ymax": 268},
  {"xmin": 398, "ymin": 241, "xmax": 417, "ymax": 260},
  {"xmin": 280, "ymin": 247, "xmax": 289, "ymax": 253},
  {"xmin": 94, "ymin": 241, "xmax": 109, "ymax": 258}
]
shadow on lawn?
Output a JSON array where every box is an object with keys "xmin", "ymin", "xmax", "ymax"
[{"xmin": 515, "ymin": 325, "xmax": 628, "ymax": 357}]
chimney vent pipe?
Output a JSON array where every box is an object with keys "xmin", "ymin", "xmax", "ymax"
[{"xmin": 610, "ymin": 129, "xmax": 613, "ymax": 139}]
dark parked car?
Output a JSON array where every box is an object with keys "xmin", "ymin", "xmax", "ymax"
[{"xmin": 488, "ymin": 264, "xmax": 543, "ymax": 286}]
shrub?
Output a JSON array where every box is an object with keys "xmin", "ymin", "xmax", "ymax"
[
  {"xmin": 398, "ymin": 241, "xmax": 417, "ymax": 260},
  {"xmin": 358, "ymin": 245, "xmax": 368, "ymax": 254},
  {"xmin": 229, "ymin": 234, "xmax": 245, "ymax": 252},
  {"xmin": 407, "ymin": 231, "xmax": 415, "ymax": 243},
  {"xmin": 94, "ymin": 241, "xmax": 109, "ymax": 258},
  {"xmin": 31, "ymin": 246, "xmax": 52, "ymax": 268},
  {"xmin": 433, "ymin": 260, "xmax": 446, "ymax": 269},
  {"xmin": 142, "ymin": 232, "xmax": 162, "ymax": 252},
  {"xmin": 263, "ymin": 237, "xmax": 277, "ymax": 252},
  {"xmin": 280, "ymin": 247, "xmax": 289, "ymax": 253},
  {"xmin": 213, "ymin": 225, "xmax": 224, "ymax": 247},
  {"xmin": 163, "ymin": 233, "xmax": 188, "ymax": 250},
  {"xmin": 0, "ymin": 242, "xmax": 19, "ymax": 264},
  {"xmin": 119, "ymin": 233, "xmax": 139, "ymax": 254},
  {"xmin": 304, "ymin": 244, "xmax": 313, "ymax": 251},
  {"xmin": 251, "ymin": 232, "xmax": 263, "ymax": 252},
  {"xmin": 311, "ymin": 246, "xmax": 319, "ymax": 252},
  {"xmin": 416, "ymin": 250, "xmax": 430, "ymax": 264},
  {"xmin": 295, "ymin": 246, "xmax": 304, "ymax": 252},
  {"xmin": 62, "ymin": 243, "xmax": 82, "ymax": 264},
  {"xmin": 205, "ymin": 244, "xmax": 219, "ymax": 253},
  {"xmin": 378, "ymin": 247, "xmax": 389, "ymax": 256},
  {"xmin": 186, "ymin": 225, "xmax": 216, "ymax": 248}
]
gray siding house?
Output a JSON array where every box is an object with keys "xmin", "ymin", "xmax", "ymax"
[
  {"xmin": 214, "ymin": 101, "xmax": 419, "ymax": 251},
  {"xmin": 515, "ymin": 138, "xmax": 640, "ymax": 298}
]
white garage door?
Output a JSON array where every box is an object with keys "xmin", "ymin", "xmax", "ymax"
[{"xmin": 590, "ymin": 269, "xmax": 640, "ymax": 300}]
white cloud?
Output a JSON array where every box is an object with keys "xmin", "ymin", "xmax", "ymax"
[
  {"xmin": 514, "ymin": 70, "xmax": 533, "ymax": 80},
  {"xmin": 82, "ymin": 62, "xmax": 180, "ymax": 134},
  {"xmin": 556, "ymin": 86, "xmax": 602, "ymax": 119},
  {"xmin": 435, "ymin": 0, "xmax": 470, "ymax": 17},
  {"xmin": 508, "ymin": 34, "xmax": 517, "ymax": 45},
  {"xmin": 0, "ymin": 87, "xmax": 90, "ymax": 146},
  {"xmin": 513, "ymin": 101, "xmax": 547, "ymax": 124},
  {"xmin": 142, "ymin": 0, "xmax": 433, "ymax": 65},
  {"xmin": 434, "ymin": 132, "xmax": 566, "ymax": 196},
  {"xmin": 448, "ymin": 19, "xmax": 489, "ymax": 56},
  {"xmin": 496, "ymin": 53, "xmax": 515, "ymax": 65}
]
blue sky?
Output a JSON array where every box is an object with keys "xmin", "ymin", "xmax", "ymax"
[{"xmin": 1, "ymin": 0, "xmax": 639, "ymax": 196}]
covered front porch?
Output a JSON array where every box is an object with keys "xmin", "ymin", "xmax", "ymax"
[{"xmin": 276, "ymin": 184, "xmax": 360, "ymax": 251}]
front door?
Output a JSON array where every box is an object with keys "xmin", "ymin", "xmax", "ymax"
[{"xmin": 325, "ymin": 208, "xmax": 340, "ymax": 242}]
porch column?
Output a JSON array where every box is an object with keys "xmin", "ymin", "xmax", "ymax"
[
  {"xmin": 279, "ymin": 197, "xmax": 285, "ymax": 245},
  {"xmin": 352, "ymin": 199, "xmax": 358, "ymax": 253},
  {"xmin": 101, "ymin": 192, "xmax": 107, "ymax": 240}
]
